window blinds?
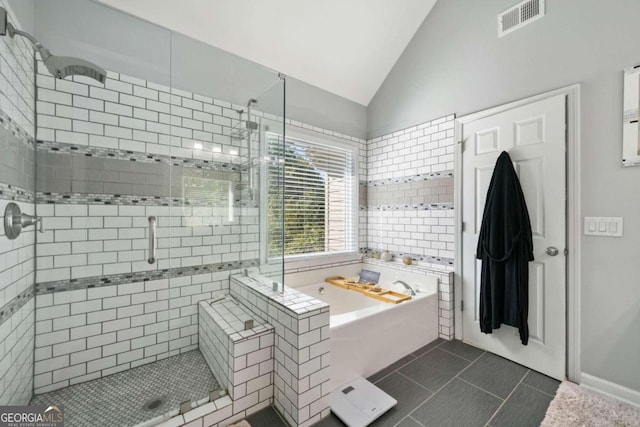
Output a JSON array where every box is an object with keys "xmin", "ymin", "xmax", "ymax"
[{"xmin": 268, "ymin": 132, "xmax": 356, "ymax": 258}]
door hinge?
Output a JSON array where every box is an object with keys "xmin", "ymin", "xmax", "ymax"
[
  {"xmin": 458, "ymin": 140, "xmax": 465, "ymax": 151},
  {"xmin": 564, "ymin": 248, "xmax": 568, "ymax": 256},
  {"xmin": 461, "ymin": 300, "xmax": 464, "ymax": 312},
  {"xmin": 461, "ymin": 222, "xmax": 466, "ymax": 232}
]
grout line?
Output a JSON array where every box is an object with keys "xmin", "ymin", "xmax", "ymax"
[
  {"xmin": 394, "ymin": 412, "xmax": 426, "ymax": 427},
  {"xmin": 410, "ymin": 338, "xmax": 445, "ymax": 358},
  {"xmin": 371, "ymin": 354, "xmax": 418, "ymax": 385},
  {"xmin": 457, "ymin": 377, "xmax": 506, "ymax": 401},
  {"xmin": 385, "ymin": 341, "xmax": 452, "ymax": 425},
  {"xmin": 519, "ymin": 381, "xmax": 557, "ymax": 398},
  {"xmin": 400, "ymin": 345, "xmax": 484, "ymax": 424},
  {"xmin": 396, "ymin": 371, "xmax": 436, "ymax": 395},
  {"xmin": 408, "ymin": 415, "xmax": 426, "ymax": 427},
  {"xmin": 483, "ymin": 369, "xmax": 529, "ymax": 427},
  {"xmin": 437, "ymin": 345, "xmax": 485, "ymax": 363},
  {"xmin": 372, "ymin": 339, "xmax": 443, "ymax": 385},
  {"xmin": 520, "ymin": 370, "xmax": 561, "ymax": 398}
]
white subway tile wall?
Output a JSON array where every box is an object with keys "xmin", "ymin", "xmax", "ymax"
[
  {"xmin": 367, "ymin": 115, "xmax": 455, "ymax": 182},
  {"xmin": 0, "ymin": 299, "xmax": 35, "ymax": 404},
  {"xmin": 33, "ymin": 273, "xmax": 228, "ymax": 394},
  {"xmin": 366, "ymin": 115, "xmax": 455, "ymax": 265},
  {"xmin": 0, "ymin": 199, "xmax": 35, "ymax": 314},
  {"xmin": 433, "ymin": 269, "xmax": 454, "ymax": 340},
  {"xmin": 35, "ymin": 205, "xmax": 259, "ymax": 282},
  {"xmin": 37, "ymin": 62, "xmax": 254, "ymax": 159},
  {"xmin": 0, "ymin": 0, "xmax": 36, "ymax": 406},
  {"xmin": 367, "ymin": 208, "xmax": 455, "ymax": 262},
  {"xmin": 33, "ymin": 61, "xmax": 271, "ymax": 394},
  {"xmin": 367, "ymin": 116, "xmax": 456, "ymax": 340}
]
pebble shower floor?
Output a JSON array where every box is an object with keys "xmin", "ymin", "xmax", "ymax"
[{"xmin": 31, "ymin": 350, "xmax": 219, "ymax": 427}]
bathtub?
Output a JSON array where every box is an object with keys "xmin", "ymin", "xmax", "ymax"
[{"xmin": 287, "ymin": 262, "xmax": 439, "ymax": 391}]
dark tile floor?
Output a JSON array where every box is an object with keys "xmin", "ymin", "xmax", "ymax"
[{"xmin": 248, "ymin": 339, "xmax": 560, "ymax": 427}]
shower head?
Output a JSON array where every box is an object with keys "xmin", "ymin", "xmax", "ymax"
[
  {"xmin": 42, "ymin": 54, "xmax": 107, "ymax": 84},
  {"xmin": 0, "ymin": 8, "xmax": 107, "ymax": 84}
]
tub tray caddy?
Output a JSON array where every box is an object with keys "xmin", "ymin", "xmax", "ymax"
[{"xmin": 325, "ymin": 276, "xmax": 411, "ymax": 304}]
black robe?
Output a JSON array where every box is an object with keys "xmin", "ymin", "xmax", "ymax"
[{"xmin": 476, "ymin": 151, "xmax": 534, "ymax": 345}]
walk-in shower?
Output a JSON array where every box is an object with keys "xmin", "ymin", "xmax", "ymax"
[
  {"xmin": 0, "ymin": 2, "xmax": 285, "ymax": 426},
  {"xmin": 0, "ymin": 6, "xmax": 107, "ymax": 83}
]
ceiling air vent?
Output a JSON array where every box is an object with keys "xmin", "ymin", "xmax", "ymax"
[{"xmin": 498, "ymin": 0, "xmax": 545, "ymax": 37}]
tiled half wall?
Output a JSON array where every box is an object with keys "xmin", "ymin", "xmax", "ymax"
[{"xmin": 231, "ymin": 275, "xmax": 330, "ymax": 427}]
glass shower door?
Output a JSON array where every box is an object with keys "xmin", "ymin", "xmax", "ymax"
[{"xmin": 255, "ymin": 79, "xmax": 286, "ymax": 287}]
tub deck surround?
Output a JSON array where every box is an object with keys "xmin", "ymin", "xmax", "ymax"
[
  {"xmin": 285, "ymin": 260, "xmax": 455, "ymax": 342},
  {"xmin": 359, "ymin": 259, "xmax": 455, "ymax": 336},
  {"xmin": 300, "ymin": 283, "xmax": 438, "ymax": 392},
  {"xmin": 290, "ymin": 262, "xmax": 440, "ymax": 392},
  {"xmin": 230, "ymin": 274, "xmax": 331, "ymax": 427},
  {"xmin": 198, "ymin": 295, "xmax": 274, "ymax": 401}
]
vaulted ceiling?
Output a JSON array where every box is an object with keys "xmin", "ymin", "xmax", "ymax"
[{"xmin": 97, "ymin": 0, "xmax": 437, "ymax": 106}]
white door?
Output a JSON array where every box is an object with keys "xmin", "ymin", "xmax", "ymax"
[{"xmin": 460, "ymin": 94, "xmax": 566, "ymax": 380}]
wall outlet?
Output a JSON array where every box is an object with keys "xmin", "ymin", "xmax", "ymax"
[{"xmin": 584, "ymin": 217, "xmax": 623, "ymax": 237}]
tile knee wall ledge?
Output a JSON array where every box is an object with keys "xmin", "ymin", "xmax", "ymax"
[{"xmin": 230, "ymin": 275, "xmax": 331, "ymax": 426}]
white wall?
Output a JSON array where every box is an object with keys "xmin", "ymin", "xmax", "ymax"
[{"xmin": 368, "ymin": 0, "xmax": 640, "ymax": 393}]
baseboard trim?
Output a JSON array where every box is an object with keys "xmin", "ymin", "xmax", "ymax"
[{"xmin": 580, "ymin": 373, "xmax": 640, "ymax": 408}]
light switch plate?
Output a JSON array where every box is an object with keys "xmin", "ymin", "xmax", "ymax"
[{"xmin": 584, "ymin": 217, "xmax": 623, "ymax": 237}]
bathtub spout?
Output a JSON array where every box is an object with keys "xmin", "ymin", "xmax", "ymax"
[{"xmin": 393, "ymin": 280, "xmax": 417, "ymax": 296}]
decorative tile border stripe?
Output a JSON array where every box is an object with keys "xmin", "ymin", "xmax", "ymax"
[
  {"xmin": 37, "ymin": 140, "xmax": 245, "ymax": 170},
  {"xmin": 35, "ymin": 258, "xmax": 260, "ymax": 295},
  {"xmin": 0, "ymin": 182, "xmax": 34, "ymax": 203},
  {"xmin": 0, "ymin": 109, "xmax": 35, "ymax": 149},
  {"xmin": 363, "ymin": 202, "xmax": 454, "ymax": 211},
  {"xmin": 284, "ymin": 257, "xmax": 362, "ymax": 275},
  {"xmin": 363, "ymin": 254, "xmax": 454, "ymax": 270},
  {"xmin": 0, "ymin": 287, "xmax": 35, "ymax": 326},
  {"xmin": 366, "ymin": 170, "xmax": 454, "ymax": 187},
  {"xmin": 35, "ymin": 191, "xmax": 256, "ymax": 208}
]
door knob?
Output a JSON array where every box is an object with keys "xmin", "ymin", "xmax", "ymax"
[{"xmin": 546, "ymin": 247, "xmax": 559, "ymax": 256}]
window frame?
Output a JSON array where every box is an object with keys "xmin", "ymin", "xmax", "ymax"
[{"xmin": 262, "ymin": 125, "xmax": 359, "ymax": 265}]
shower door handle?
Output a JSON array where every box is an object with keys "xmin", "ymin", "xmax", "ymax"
[{"xmin": 148, "ymin": 216, "xmax": 157, "ymax": 264}]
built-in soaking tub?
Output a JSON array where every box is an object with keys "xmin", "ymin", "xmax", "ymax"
[{"xmin": 287, "ymin": 262, "xmax": 439, "ymax": 391}]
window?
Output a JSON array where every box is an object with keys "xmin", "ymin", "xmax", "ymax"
[{"xmin": 267, "ymin": 129, "xmax": 357, "ymax": 259}]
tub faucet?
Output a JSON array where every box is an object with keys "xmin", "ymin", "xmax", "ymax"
[{"xmin": 393, "ymin": 280, "xmax": 417, "ymax": 296}]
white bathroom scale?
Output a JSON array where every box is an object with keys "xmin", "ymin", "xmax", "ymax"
[{"xmin": 329, "ymin": 377, "xmax": 397, "ymax": 427}]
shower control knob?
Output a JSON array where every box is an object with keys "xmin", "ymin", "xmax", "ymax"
[{"xmin": 545, "ymin": 247, "xmax": 559, "ymax": 256}]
